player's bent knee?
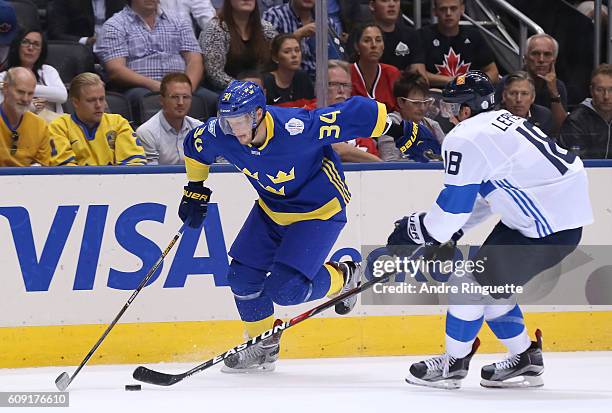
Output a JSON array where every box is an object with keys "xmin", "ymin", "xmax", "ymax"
[
  {"xmin": 264, "ymin": 263, "xmax": 313, "ymax": 306},
  {"xmin": 227, "ymin": 260, "xmax": 267, "ymax": 297}
]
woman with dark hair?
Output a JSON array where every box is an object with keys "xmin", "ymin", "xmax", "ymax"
[
  {"xmin": 264, "ymin": 34, "xmax": 314, "ymax": 105},
  {"xmin": 200, "ymin": 0, "xmax": 277, "ymax": 91},
  {"xmin": 377, "ymin": 72, "xmax": 445, "ymax": 161},
  {"xmin": 0, "ymin": 28, "xmax": 67, "ymax": 120},
  {"xmin": 394, "ymin": 72, "xmax": 445, "ymax": 143},
  {"xmin": 350, "ymin": 23, "xmax": 400, "ymax": 113}
]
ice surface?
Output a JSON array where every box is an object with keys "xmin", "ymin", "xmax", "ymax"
[{"xmin": 1, "ymin": 352, "xmax": 611, "ymax": 412}]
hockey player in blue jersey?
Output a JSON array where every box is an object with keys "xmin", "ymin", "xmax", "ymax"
[
  {"xmin": 178, "ymin": 80, "xmax": 435, "ymax": 373},
  {"xmin": 389, "ymin": 71, "xmax": 593, "ymax": 389}
]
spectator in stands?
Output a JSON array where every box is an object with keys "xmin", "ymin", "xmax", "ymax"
[
  {"xmin": 0, "ymin": 67, "xmax": 50, "ymax": 166},
  {"xmin": 48, "ymin": 0, "xmax": 126, "ymax": 46},
  {"xmin": 136, "ymin": 73, "xmax": 201, "ymax": 165},
  {"xmin": 377, "ymin": 72, "xmax": 444, "ymax": 161},
  {"xmin": 0, "ymin": 29, "xmax": 67, "ymax": 122},
  {"xmin": 328, "ymin": 59, "xmax": 382, "ymax": 162},
  {"xmin": 350, "ymin": 23, "xmax": 400, "ymax": 113},
  {"xmin": 395, "ymin": 72, "xmax": 445, "ymax": 143},
  {"xmin": 160, "ymin": 0, "xmax": 216, "ymax": 31},
  {"xmin": 95, "ymin": 0, "xmax": 212, "ymax": 123},
  {"xmin": 201, "ymin": 0, "xmax": 276, "ymax": 92},
  {"xmin": 369, "ymin": 0, "xmax": 426, "ymax": 76},
  {"xmin": 501, "ymin": 71, "xmax": 553, "ymax": 136},
  {"xmin": 560, "ymin": 64, "xmax": 612, "ymax": 159},
  {"xmin": 329, "ymin": 1, "xmax": 365, "ymax": 43},
  {"xmin": 418, "ymin": 0, "xmax": 499, "ymax": 87},
  {"xmin": 258, "ymin": 0, "xmax": 284, "ymax": 14},
  {"xmin": 496, "ymin": 34, "xmax": 568, "ymax": 135},
  {"xmin": 0, "ymin": 1, "xmax": 17, "ymax": 71},
  {"xmin": 263, "ymin": 0, "xmax": 345, "ymax": 79},
  {"xmin": 523, "ymin": 34, "xmax": 568, "ymax": 134},
  {"xmin": 264, "ymin": 34, "xmax": 314, "ymax": 105},
  {"xmin": 49, "ymin": 72, "xmax": 146, "ymax": 166}
]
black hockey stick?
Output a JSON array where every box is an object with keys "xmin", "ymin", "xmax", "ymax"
[
  {"xmin": 54, "ymin": 220, "xmax": 190, "ymax": 391},
  {"xmin": 132, "ymin": 264, "xmax": 401, "ymax": 387}
]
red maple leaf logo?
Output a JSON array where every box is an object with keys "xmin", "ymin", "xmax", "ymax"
[{"xmin": 434, "ymin": 47, "xmax": 471, "ymax": 77}]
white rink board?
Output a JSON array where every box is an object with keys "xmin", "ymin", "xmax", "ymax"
[{"xmin": 1, "ymin": 166, "xmax": 611, "ymax": 327}]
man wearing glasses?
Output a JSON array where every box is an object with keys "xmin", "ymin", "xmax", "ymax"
[
  {"xmin": 0, "ymin": 67, "xmax": 50, "ymax": 167},
  {"xmin": 137, "ymin": 73, "xmax": 202, "ymax": 165}
]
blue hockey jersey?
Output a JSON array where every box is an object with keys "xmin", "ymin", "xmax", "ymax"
[{"xmin": 183, "ymin": 97, "xmax": 387, "ymax": 225}]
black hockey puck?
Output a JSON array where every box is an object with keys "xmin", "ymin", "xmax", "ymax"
[{"xmin": 125, "ymin": 384, "xmax": 142, "ymax": 391}]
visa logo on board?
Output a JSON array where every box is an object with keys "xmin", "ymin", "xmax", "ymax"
[
  {"xmin": 0, "ymin": 203, "xmax": 229, "ymax": 292},
  {"xmin": 0, "ymin": 203, "xmax": 361, "ymax": 293}
]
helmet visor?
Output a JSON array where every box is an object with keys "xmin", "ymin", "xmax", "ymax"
[
  {"xmin": 218, "ymin": 112, "xmax": 255, "ymax": 137},
  {"xmin": 440, "ymin": 101, "xmax": 461, "ymax": 118}
]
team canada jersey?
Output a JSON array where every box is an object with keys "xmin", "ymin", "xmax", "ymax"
[{"xmin": 424, "ymin": 110, "xmax": 594, "ymax": 241}]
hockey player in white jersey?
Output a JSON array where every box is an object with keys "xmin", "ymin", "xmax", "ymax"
[{"xmin": 388, "ymin": 71, "xmax": 593, "ymax": 389}]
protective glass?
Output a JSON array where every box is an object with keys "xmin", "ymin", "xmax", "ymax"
[
  {"xmin": 439, "ymin": 101, "xmax": 462, "ymax": 118},
  {"xmin": 218, "ymin": 112, "xmax": 254, "ymax": 136}
]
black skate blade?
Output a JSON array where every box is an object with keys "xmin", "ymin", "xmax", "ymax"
[{"xmin": 133, "ymin": 366, "xmax": 183, "ymax": 386}]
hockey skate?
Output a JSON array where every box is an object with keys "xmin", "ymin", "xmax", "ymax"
[
  {"xmin": 221, "ymin": 322, "xmax": 282, "ymax": 374},
  {"xmin": 480, "ymin": 329, "xmax": 544, "ymax": 388},
  {"xmin": 405, "ymin": 338, "xmax": 480, "ymax": 389},
  {"xmin": 327, "ymin": 261, "xmax": 361, "ymax": 315}
]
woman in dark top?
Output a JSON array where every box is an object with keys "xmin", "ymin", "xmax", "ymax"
[
  {"xmin": 264, "ymin": 34, "xmax": 314, "ymax": 105},
  {"xmin": 200, "ymin": 0, "xmax": 277, "ymax": 91}
]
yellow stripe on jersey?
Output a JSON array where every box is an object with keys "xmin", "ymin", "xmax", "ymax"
[
  {"xmin": 322, "ymin": 158, "xmax": 351, "ymax": 203},
  {"xmin": 321, "ymin": 165, "xmax": 349, "ymax": 204},
  {"xmin": 322, "ymin": 164, "xmax": 350, "ymax": 204},
  {"xmin": 325, "ymin": 263, "xmax": 344, "ymax": 297},
  {"xmin": 244, "ymin": 316, "xmax": 275, "ymax": 338},
  {"xmin": 185, "ymin": 156, "xmax": 210, "ymax": 182},
  {"xmin": 258, "ymin": 197, "xmax": 342, "ymax": 226},
  {"xmin": 371, "ymin": 102, "xmax": 388, "ymax": 137},
  {"xmin": 324, "ymin": 158, "xmax": 351, "ymax": 200},
  {"xmin": 252, "ymin": 112, "xmax": 275, "ymax": 151}
]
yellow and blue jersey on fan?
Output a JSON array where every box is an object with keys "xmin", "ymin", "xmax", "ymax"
[{"xmin": 49, "ymin": 113, "xmax": 146, "ymax": 166}]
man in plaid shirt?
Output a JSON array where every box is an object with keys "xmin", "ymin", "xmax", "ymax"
[
  {"xmin": 263, "ymin": 0, "xmax": 347, "ymax": 79},
  {"xmin": 95, "ymin": 0, "xmax": 216, "ymax": 121}
]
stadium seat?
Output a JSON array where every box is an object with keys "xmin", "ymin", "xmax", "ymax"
[
  {"xmin": 139, "ymin": 92, "xmax": 209, "ymax": 124},
  {"xmin": 105, "ymin": 92, "xmax": 133, "ymax": 124},
  {"xmin": 9, "ymin": 0, "xmax": 40, "ymax": 30},
  {"xmin": 45, "ymin": 41, "xmax": 95, "ymax": 84}
]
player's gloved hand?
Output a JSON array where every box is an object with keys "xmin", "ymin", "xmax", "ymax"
[
  {"xmin": 386, "ymin": 212, "xmax": 463, "ymax": 261},
  {"xmin": 178, "ymin": 182, "xmax": 212, "ymax": 229},
  {"xmin": 393, "ymin": 121, "xmax": 441, "ymax": 163}
]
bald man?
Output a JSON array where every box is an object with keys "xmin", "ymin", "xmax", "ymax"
[{"xmin": 0, "ymin": 67, "xmax": 50, "ymax": 166}]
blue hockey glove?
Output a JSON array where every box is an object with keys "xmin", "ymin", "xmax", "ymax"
[
  {"xmin": 178, "ymin": 182, "xmax": 212, "ymax": 229},
  {"xmin": 393, "ymin": 121, "xmax": 441, "ymax": 163},
  {"xmin": 387, "ymin": 212, "xmax": 463, "ymax": 261}
]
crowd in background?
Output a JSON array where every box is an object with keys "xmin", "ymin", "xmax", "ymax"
[{"xmin": 1, "ymin": 0, "xmax": 611, "ymax": 168}]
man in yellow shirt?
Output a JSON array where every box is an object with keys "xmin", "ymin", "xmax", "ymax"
[
  {"xmin": 49, "ymin": 72, "xmax": 146, "ymax": 166},
  {"xmin": 0, "ymin": 67, "xmax": 50, "ymax": 167}
]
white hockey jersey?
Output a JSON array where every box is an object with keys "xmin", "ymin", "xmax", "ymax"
[{"xmin": 424, "ymin": 110, "xmax": 594, "ymax": 241}]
